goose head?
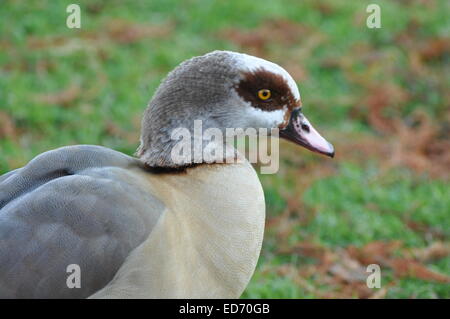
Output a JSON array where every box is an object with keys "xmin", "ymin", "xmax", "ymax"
[{"xmin": 137, "ymin": 50, "xmax": 334, "ymax": 168}]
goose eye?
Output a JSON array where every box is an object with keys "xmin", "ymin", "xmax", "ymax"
[{"xmin": 257, "ymin": 89, "xmax": 271, "ymax": 100}]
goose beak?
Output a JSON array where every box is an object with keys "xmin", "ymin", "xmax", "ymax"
[{"xmin": 279, "ymin": 108, "xmax": 335, "ymax": 158}]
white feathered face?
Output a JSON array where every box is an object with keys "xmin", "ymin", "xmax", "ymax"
[
  {"xmin": 232, "ymin": 53, "xmax": 334, "ymax": 157},
  {"xmin": 232, "ymin": 53, "xmax": 301, "ymax": 130}
]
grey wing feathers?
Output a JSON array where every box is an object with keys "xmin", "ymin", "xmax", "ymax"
[{"xmin": 0, "ymin": 145, "xmax": 163, "ymax": 298}]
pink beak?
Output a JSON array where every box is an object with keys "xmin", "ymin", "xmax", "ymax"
[{"xmin": 279, "ymin": 108, "xmax": 335, "ymax": 158}]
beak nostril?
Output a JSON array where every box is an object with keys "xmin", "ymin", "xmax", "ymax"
[{"xmin": 301, "ymin": 124, "xmax": 310, "ymax": 132}]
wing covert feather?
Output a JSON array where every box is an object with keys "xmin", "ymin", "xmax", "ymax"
[{"xmin": 0, "ymin": 145, "xmax": 164, "ymax": 298}]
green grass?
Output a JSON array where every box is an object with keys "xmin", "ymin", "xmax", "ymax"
[
  {"xmin": 244, "ymin": 163, "xmax": 450, "ymax": 298},
  {"xmin": 1, "ymin": 0, "xmax": 449, "ymax": 298},
  {"xmin": 303, "ymin": 164, "xmax": 449, "ymax": 247}
]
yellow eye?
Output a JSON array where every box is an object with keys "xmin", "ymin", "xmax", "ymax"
[{"xmin": 258, "ymin": 89, "xmax": 271, "ymax": 100}]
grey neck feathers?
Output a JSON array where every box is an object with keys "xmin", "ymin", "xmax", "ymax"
[{"xmin": 136, "ymin": 51, "xmax": 242, "ymax": 168}]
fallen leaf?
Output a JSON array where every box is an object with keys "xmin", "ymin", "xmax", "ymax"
[
  {"xmin": 0, "ymin": 111, "xmax": 19, "ymax": 140},
  {"xmin": 27, "ymin": 20, "xmax": 174, "ymax": 51},
  {"xmin": 368, "ymin": 286, "xmax": 389, "ymax": 299},
  {"xmin": 391, "ymin": 111, "xmax": 450, "ymax": 179},
  {"xmin": 285, "ymin": 242, "xmax": 327, "ymax": 260},
  {"xmin": 389, "ymin": 258, "xmax": 450, "ymax": 283},
  {"xmin": 105, "ymin": 20, "xmax": 173, "ymax": 44},
  {"xmin": 364, "ymin": 85, "xmax": 409, "ymax": 134},
  {"xmin": 328, "ymin": 250, "xmax": 367, "ymax": 283},
  {"xmin": 411, "ymin": 242, "xmax": 450, "ymax": 262},
  {"xmin": 418, "ymin": 37, "xmax": 450, "ymax": 62},
  {"xmin": 33, "ymin": 84, "xmax": 81, "ymax": 107},
  {"xmin": 346, "ymin": 241, "xmax": 403, "ymax": 265}
]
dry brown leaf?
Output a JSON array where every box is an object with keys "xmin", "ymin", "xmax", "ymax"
[
  {"xmin": 277, "ymin": 240, "xmax": 450, "ymax": 298},
  {"xmin": 313, "ymin": 1, "xmax": 336, "ymax": 16},
  {"xmin": 364, "ymin": 85, "xmax": 409, "ymax": 134},
  {"xmin": 285, "ymin": 242, "xmax": 327, "ymax": 260},
  {"xmin": 27, "ymin": 35, "xmax": 67, "ymax": 50},
  {"xmin": 328, "ymin": 250, "xmax": 367, "ymax": 284},
  {"xmin": 368, "ymin": 286, "xmax": 389, "ymax": 299},
  {"xmin": 34, "ymin": 84, "xmax": 81, "ymax": 107},
  {"xmin": 391, "ymin": 111, "xmax": 450, "ymax": 179},
  {"xmin": 27, "ymin": 21, "xmax": 174, "ymax": 51},
  {"xmin": 337, "ymin": 282, "xmax": 373, "ymax": 299},
  {"xmin": 276, "ymin": 264, "xmax": 325, "ymax": 297},
  {"xmin": 346, "ymin": 241, "xmax": 403, "ymax": 266},
  {"xmin": 0, "ymin": 111, "xmax": 19, "ymax": 140},
  {"xmin": 105, "ymin": 20, "xmax": 173, "ymax": 44},
  {"xmin": 220, "ymin": 18, "xmax": 319, "ymax": 59},
  {"xmin": 104, "ymin": 121, "xmax": 139, "ymax": 144},
  {"xmin": 389, "ymin": 258, "xmax": 450, "ymax": 283},
  {"xmin": 418, "ymin": 37, "xmax": 450, "ymax": 62},
  {"xmin": 223, "ymin": 19, "xmax": 309, "ymax": 46},
  {"xmin": 406, "ymin": 220, "xmax": 446, "ymax": 241},
  {"xmin": 411, "ymin": 242, "xmax": 450, "ymax": 262}
]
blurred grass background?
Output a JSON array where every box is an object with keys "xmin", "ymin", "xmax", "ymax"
[{"xmin": 0, "ymin": 0, "xmax": 449, "ymax": 298}]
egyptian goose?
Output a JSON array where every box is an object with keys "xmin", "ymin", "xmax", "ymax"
[{"xmin": 0, "ymin": 51, "xmax": 334, "ymax": 298}]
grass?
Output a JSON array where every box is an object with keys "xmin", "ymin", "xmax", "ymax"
[
  {"xmin": 244, "ymin": 163, "xmax": 449, "ymax": 298},
  {"xmin": 1, "ymin": 0, "xmax": 449, "ymax": 298}
]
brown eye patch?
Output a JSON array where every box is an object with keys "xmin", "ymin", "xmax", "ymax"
[{"xmin": 234, "ymin": 68, "xmax": 300, "ymax": 112}]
